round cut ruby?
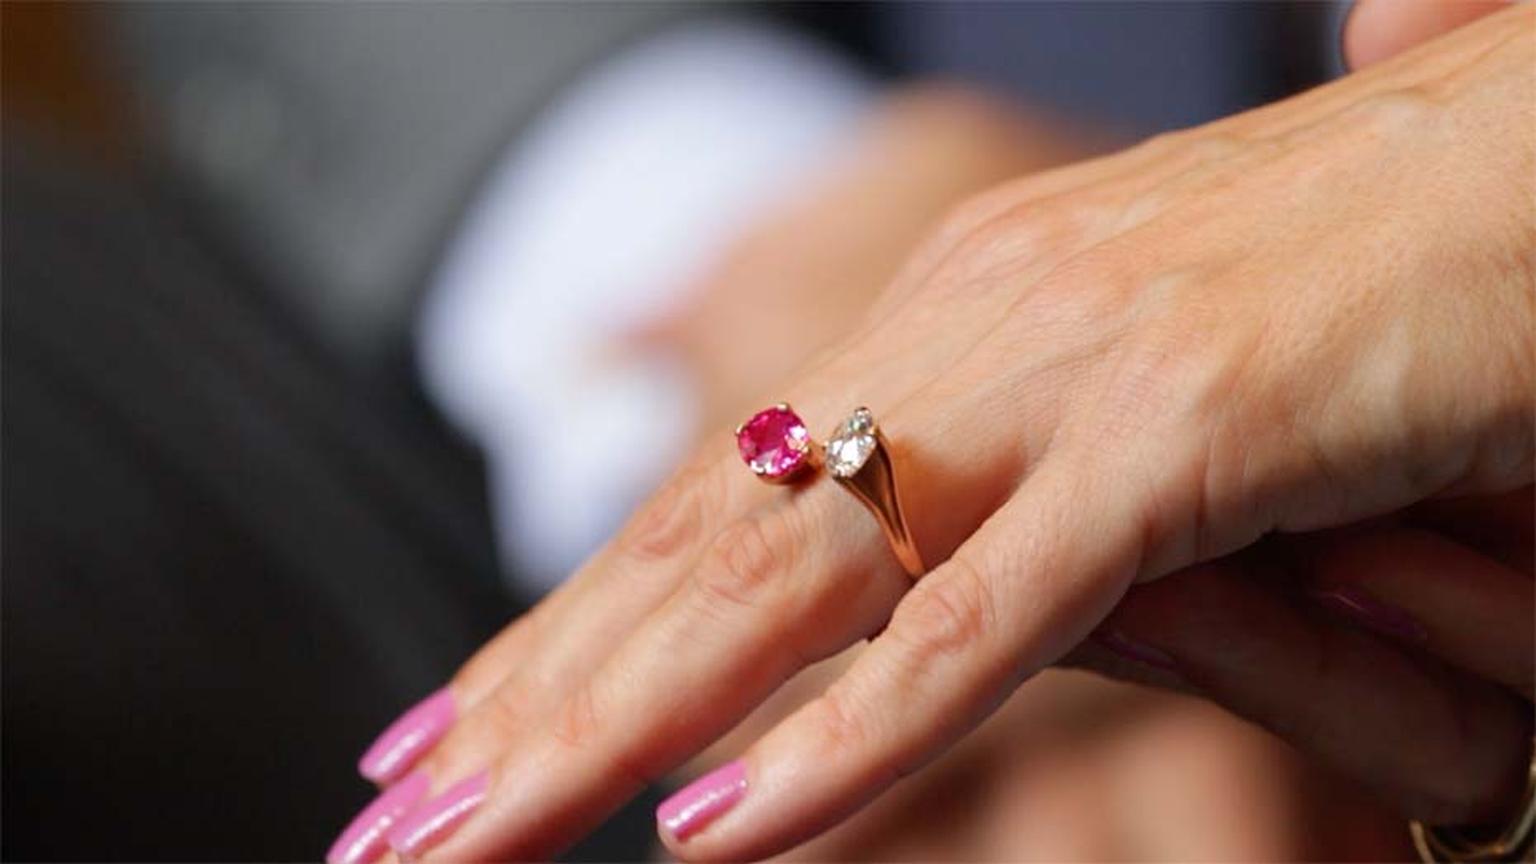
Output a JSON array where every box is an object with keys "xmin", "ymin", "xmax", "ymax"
[{"xmin": 737, "ymin": 405, "xmax": 810, "ymax": 480}]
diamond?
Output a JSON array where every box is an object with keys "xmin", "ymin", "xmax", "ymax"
[
  {"xmin": 826, "ymin": 407, "xmax": 877, "ymax": 478},
  {"xmin": 736, "ymin": 405, "xmax": 811, "ymax": 480}
]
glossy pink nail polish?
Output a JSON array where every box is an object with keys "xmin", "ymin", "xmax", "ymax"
[
  {"xmin": 327, "ymin": 770, "xmax": 431, "ymax": 864},
  {"xmin": 1310, "ymin": 585, "xmax": 1429, "ymax": 643},
  {"xmin": 1092, "ymin": 627, "xmax": 1180, "ymax": 673},
  {"xmin": 656, "ymin": 760, "xmax": 749, "ymax": 842},
  {"xmin": 386, "ymin": 770, "xmax": 489, "ymax": 860},
  {"xmin": 358, "ymin": 688, "xmax": 456, "ymax": 784}
]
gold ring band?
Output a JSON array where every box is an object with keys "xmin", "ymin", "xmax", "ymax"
[
  {"xmin": 1412, "ymin": 740, "xmax": 1536, "ymax": 863},
  {"xmin": 824, "ymin": 407, "xmax": 925, "ymax": 579}
]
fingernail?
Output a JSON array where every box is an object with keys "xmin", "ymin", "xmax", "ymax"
[
  {"xmin": 1309, "ymin": 585, "xmax": 1429, "ymax": 643},
  {"xmin": 386, "ymin": 770, "xmax": 489, "ymax": 860},
  {"xmin": 1092, "ymin": 627, "xmax": 1180, "ymax": 673},
  {"xmin": 656, "ymin": 760, "xmax": 749, "ymax": 843},
  {"xmin": 326, "ymin": 770, "xmax": 431, "ymax": 864},
  {"xmin": 358, "ymin": 688, "xmax": 456, "ymax": 784}
]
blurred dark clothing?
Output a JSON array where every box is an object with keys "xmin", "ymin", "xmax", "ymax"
[{"xmin": 1, "ymin": 150, "xmax": 509, "ymax": 858}]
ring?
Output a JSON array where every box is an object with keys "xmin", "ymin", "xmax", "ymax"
[
  {"xmin": 1411, "ymin": 741, "xmax": 1536, "ymax": 863},
  {"xmin": 736, "ymin": 404, "xmax": 925, "ymax": 578},
  {"xmin": 825, "ymin": 407, "xmax": 925, "ymax": 578}
]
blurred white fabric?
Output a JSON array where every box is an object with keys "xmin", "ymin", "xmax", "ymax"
[{"xmin": 417, "ymin": 19, "xmax": 873, "ymax": 593}]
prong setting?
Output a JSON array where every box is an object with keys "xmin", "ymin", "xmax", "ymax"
[{"xmin": 736, "ymin": 404, "xmax": 813, "ymax": 482}]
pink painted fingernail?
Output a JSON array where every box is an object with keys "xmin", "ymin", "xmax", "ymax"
[
  {"xmin": 656, "ymin": 760, "xmax": 749, "ymax": 843},
  {"xmin": 1093, "ymin": 627, "xmax": 1180, "ymax": 672},
  {"xmin": 1310, "ymin": 585, "xmax": 1428, "ymax": 643},
  {"xmin": 326, "ymin": 770, "xmax": 431, "ymax": 864},
  {"xmin": 386, "ymin": 770, "xmax": 489, "ymax": 860},
  {"xmin": 358, "ymin": 688, "xmax": 456, "ymax": 784}
]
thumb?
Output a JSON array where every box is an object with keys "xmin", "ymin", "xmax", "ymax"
[{"xmin": 1343, "ymin": 0, "xmax": 1514, "ymax": 70}]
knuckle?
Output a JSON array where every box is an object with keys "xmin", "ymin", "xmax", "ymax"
[
  {"xmin": 890, "ymin": 557, "xmax": 997, "ymax": 662},
  {"xmin": 940, "ymin": 186, "xmax": 1019, "ymax": 242},
  {"xmin": 549, "ymin": 682, "xmax": 654, "ymax": 789},
  {"xmin": 810, "ymin": 687, "xmax": 880, "ymax": 758},
  {"xmin": 549, "ymin": 681, "xmax": 603, "ymax": 752},
  {"xmin": 1136, "ymin": 126, "xmax": 1241, "ymax": 167},
  {"xmin": 1186, "ymin": 130, "xmax": 1245, "ymax": 164},
  {"xmin": 1036, "ymin": 242, "xmax": 1134, "ymax": 297},
  {"xmin": 1084, "ymin": 272, "xmax": 1229, "ymax": 414},
  {"xmin": 922, "ymin": 211, "xmax": 1047, "ymax": 299},
  {"xmin": 445, "ymin": 691, "xmax": 519, "ymax": 759},
  {"xmin": 1136, "ymin": 126, "xmax": 1195, "ymax": 157},
  {"xmin": 1110, "ymin": 287, "xmax": 1214, "ymax": 378},
  {"xmin": 419, "ymin": 687, "xmax": 518, "ymax": 778},
  {"xmin": 961, "ymin": 209, "xmax": 1042, "ymax": 265},
  {"xmin": 622, "ymin": 459, "xmax": 722, "ymax": 562},
  {"xmin": 483, "ymin": 681, "xmax": 526, "ymax": 738},
  {"xmin": 1019, "ymin": 245, "xmax": 1143, "ymax": 332},
  {"xmin": 1351, "ymin": 87, "xmax": 1437, "ymax": 134},
  {"xmin": 921, "ymin": 182, "xmax": 1045, "ymax": 270},
  {"xmin": 695, "ymin": 508, "xmax": 797, "ymax": 612},
  {"xmin": 811, "ymin": 686, "xmax": 920, "ymax": 784}
]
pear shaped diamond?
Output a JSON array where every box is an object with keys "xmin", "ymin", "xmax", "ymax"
[{"xmin": 826, "ymin": 407, "xmax": 878, "ymax": 478}]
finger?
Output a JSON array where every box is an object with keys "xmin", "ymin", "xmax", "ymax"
[
  {"xmin": 353, "ymin": 451, "xmax": 748, "ymax": 786},
  {"xmin": 368, "ymin": 322, "xmax": 981, "ymax": 785},
  {"xmin": 402, "ymin": 382, "xmax": 1056, "ymax": 860},
  {"xmin": 367, "ymin": 6, "xmax": 1536, "ymax": 774},
  {"xmin": 376, "ymin": 449, "xmax": 779, "ymax": 789},
  {"xmin": 354, "ymin": 316, "xmax": 1023, "ymax": 859},
  {"xmin": 359, "ymin": 163, "xmax": 1106, "ymax": 789},
  {"xmin": 363, "ymin": 261, "xmax": 1069, "ymax": 796},
  {"xmin": 657, "ymin": 448, "xmax": 1148, "ymax": 861},
  {"xmin": 1305, "ymin": 527, "xmax": 1535, "ymax": 698},
  {"xmin": 1082, "ymin": 544, "xmax": 1532, "ymax": 825},
  {"xmin": 412, "ymin": 488, "xmax": 904, "ymax": 860},
  {"xmin": 445, "ymin": 453, "xmax": 744, "ymax": 702},
  {"xmin": 404, "ymin": 110, "xmax": 1242, "ymax": 790},
  {"xmin": 1344, "ymin": 0, "xmax": 1512, "ymax": 71}
]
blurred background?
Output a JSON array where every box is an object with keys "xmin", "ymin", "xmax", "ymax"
[{"xmin": 4, "ymin": 2, "xmax": 1412, "ymax": 860}]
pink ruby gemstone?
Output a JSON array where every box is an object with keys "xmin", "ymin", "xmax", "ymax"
[{"xmin": 737, "ymin": 406, "xmax": 810, "ymax": 479}]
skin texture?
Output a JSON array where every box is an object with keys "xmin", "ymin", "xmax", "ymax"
[
  {"xmin": 641, "ymin": 85, "xmax": 1406, "ymax": 863},
  {"xmin": 633, "ymin": 89, "xmax": 1359, "ymax": 861},
  {"xmin": 629, "ymin": 84, "xmax": 1095, "ymax": 437},
  {"xmin": 360, "ymin": 6, "xmax": 1536, "ymax": 861}
]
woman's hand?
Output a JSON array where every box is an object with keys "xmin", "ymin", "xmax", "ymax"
[
  {"xmin": 635, "ymin": 87, "xmax": 1361, "ymax": 863},
  {"xmin": 349, "ymin": 7, "xmax": 1534, "ymax": 860},
  {"xmin": 635, "ymin": 83, "xmax": 1085, "ymax": 436}
]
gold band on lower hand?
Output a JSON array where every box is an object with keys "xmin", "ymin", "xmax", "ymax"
[{"xmin": 1412, "ymin": 742, "xmax": 1536, "ymax": 863}]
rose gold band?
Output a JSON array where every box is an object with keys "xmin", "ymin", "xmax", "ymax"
[
  {"xmin": 1411, "ymin": 742, "xmax": 1536, "ymax": 863},
  {"xmin": 831, "ymin": 427, "xmax": 925, "ymax": 579}
]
